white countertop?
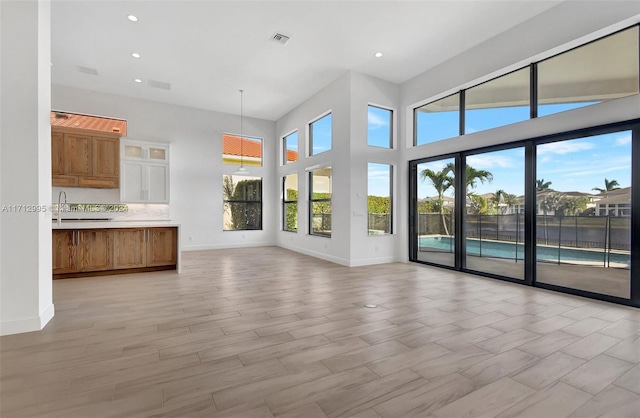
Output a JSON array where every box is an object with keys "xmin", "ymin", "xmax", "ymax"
[{"xmin": 52, "ymin": 220, "xmax": 180, "ymax": 229}]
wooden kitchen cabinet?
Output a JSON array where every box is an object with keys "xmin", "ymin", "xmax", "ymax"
[
  {"xmin": 51, "ymin": 128, "xmax": 120, "ymax": 188},
  {"xmin": 113, "ymin": 229, "xmax": 147, "ymax": 269},
  {"xmin": 53, "ymin": 226, "xmax": 178, "ymax": 279},
  {"xmin": 147, "ymin": 227, "xmax": 178, "ymax": 267},
  {"xmin": 52, "ymin": 230, "xmax": 76, "ymax": 274},
  {"xmin": 77, "ymin": 229, "xmax": 113, "ymax": 272}
]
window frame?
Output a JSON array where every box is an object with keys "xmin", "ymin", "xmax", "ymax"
[
  {"xmin": 367, "ymin": 104, "xmax": 394, "ymax": 149},
  {"xmin": 222, "ymin": 133, "xmax": 264, "ymax": 167},
  {"xmin": 282, "ymin": 130, "xmax": 298, "ymax": 165},
  {"xmin": 367, "ymin": 162, "xmax": 394, "ymax": 235},
  {"xmin": 222, "ymin": 174, "xmax": 263, "ymax": 231},
  {"xmin": 282, "ymin": 173, "xmax": 298, "ymax": 233},
  {"xmin": 309, "ymin": 167, "xmax": 332, "ymax": 237}
]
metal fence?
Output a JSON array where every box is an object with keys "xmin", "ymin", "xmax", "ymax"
[
  {"xmin": 368, "ymin": 213, "xmax": 391, "ymax": 234},
  {"xmin": 311, "ymin": 213, "xmax": 331, "ymax": 236}
]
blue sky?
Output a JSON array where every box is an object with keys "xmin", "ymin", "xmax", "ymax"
[
  {"xmin": 415, "ymin": 103, "xmax": 631, "ymax": 199},
  {"xmin": 311, "ymin": 114, "xmax": 332, "ymax": 155}
]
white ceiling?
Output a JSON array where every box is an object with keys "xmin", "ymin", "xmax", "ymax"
[{"xmin": 51, "ymin": 1, "xmax": 564, "ymax": 121}]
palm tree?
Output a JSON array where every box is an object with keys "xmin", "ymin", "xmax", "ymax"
[
  {"xmin": 592, "ymin": 178, "xmax": 620, "ymax": 197},
  {"xmin": 420, "ymin": 166, "xmax": 454, "ymax": 236},
  {"xmin": 536, "ymin": 179, "xmax": 552, "ymax": 192},
  {"xmin": 490, "ymin": 189, "xmax": 506, "ymax": 213},
  {"xmin": 466, "ymin": 166, "xmax": 493, "ymax": 190}
]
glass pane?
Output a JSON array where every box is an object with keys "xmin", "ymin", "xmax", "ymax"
[
  {"xmin": 464, "ymin": 148, "xmax": 525, "ymax": 280},
  {"xmin": 222, "ymin": 133, "xmax": 263, "ymax": 167},
  {"xmin": 368, "ymin": 163, "xmax": 391, "ymax": 235},
  {"xmin": 416, "ymin": 158, "xmax": 456, "ymax": 266},
  {"xmin": 368, "ymin": 106, "xmax": 392, "ymax": 148},
  {"xmin": 538, "ymin": 26, "xmax": 639, "ymax": 117},
  {"xmin": 124, "ymin": 145, "xmax": 143, "ymax": 158},
  {"xmin": 283, "ymin": 131, "xmax": 298, "ymax": 164},
  {"xmin": 465, "ymin": 68, "xmax": 530, "ymax": 133},
  {"xmin": 415, "ymin": 93, "xmax": 459, "ymax": 146},
  {"xmin": 149, "ymin": 147, "xmax": 166, "ymax": 160},
  {"xmin": 283, "ymin": 174, "xmax": 298, "ymax": 232},
  {"xmin": 310, "ymin": 114, "xmax": 332, "ymax": 156},
  {"xmin": 310, "ymin": 167, "xmax": 332, "ymax": 237},
  {"xmin": 223, "ymin": 175, "xmax": 262, "ymax": 231},
  {"xmin": 311, "ymin": 202, "xmax": 332, "ymax": 237},
  {"xmin": 536, "ymin": 132, "xmax": 631, "ymax": 298}
]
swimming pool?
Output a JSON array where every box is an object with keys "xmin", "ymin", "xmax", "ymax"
[{"xmin": 419, "ymin": 236, "xmax": 630, "ymax": 266}]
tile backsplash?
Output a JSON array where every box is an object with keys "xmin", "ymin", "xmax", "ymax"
[{"xmin": 52, "ymin": 187, "xmax": 170, "ymax": 220}]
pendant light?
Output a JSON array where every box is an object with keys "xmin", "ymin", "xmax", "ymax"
[{"xmin": 233, "ymin": 89, "xmax": 249, "ymax": 175}]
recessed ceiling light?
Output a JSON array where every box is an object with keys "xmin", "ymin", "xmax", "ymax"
[
  {"xmin": 134, "ymin": 78, "xmax": 142, "ymax": 83},
  {"xmin": 374, "ymin": 52, "xmax": 383, "ymax": 58},
  {"xmin": 131, "ymin": 52, "xmax": 141, "ymax": 58},
  {"xmin": 127, "ymin": 15, "xmax": 138, "ymax": 22}
]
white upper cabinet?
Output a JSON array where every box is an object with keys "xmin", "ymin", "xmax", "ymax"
[{"xmin": 120, "ymin": 139, "xmax": 170, "ymax": 203}]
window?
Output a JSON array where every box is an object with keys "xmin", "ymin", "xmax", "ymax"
[
  {"xmin": 368, "ymin": 163, "xmax": 392, "ymax": 235},
  {"xmin": 538, "ymin": 26, "xmax": 639, "ymax": 117},
  {"xmin": 414, "ymin": 93, "xmax": 460, "ymax": 146},
  {"xmin": 465, "ymin": 68, "xmax": 530, "ymax": 133},
  {"xmin": 283, "ymin": 174, "xmax": 298, "ymax": 232},
  {"xmin": 309, "ymin": 113, "xmax": 332, "ymax": 156},
  {"xmin": 50, "ymin": 111, "xmax": 127, "ymax": 136},
  {"xmin": 367, "ymin": 106, "xmax": 393, "ymax": 148},
  {"xmin": 222, "ymin": 133, "xmax": 263, "ymax": 167},
  {"xmin": 223, "ymin": 175, "xmax": 262, "ymax": 230},
  {"xmin": 309, "ymin": 167, "xmax": 332, "ymax": 237},
  {"xmin": 283, "ymin": 131, "xmax": 298, "ymax": 165}
]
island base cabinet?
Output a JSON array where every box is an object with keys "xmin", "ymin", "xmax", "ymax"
[
  {"xmin": 53, "ymin": 227, "xmax": 178, "ymax": 279},
  {"xmin": 113, "ymin": 229, "xmax": 147, "ymax": 269},
  {"xmin": 52, "ymin": 230, "xmax": 76, "ymax": 274},
  {"xmin": 148, "ymin": 228, "xmax": 178, "ymax": 267},
  {"xmin": 77, "ymin": 230, "xmax": 113, "ymax": 272}
]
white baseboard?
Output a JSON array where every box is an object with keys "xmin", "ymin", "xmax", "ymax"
[
  {"xmin": 348, "ymin": 255, "xmax": 398, "ymax": 267},
  {"xmin": 0, "ymin": 303, "xmax": 55, "ymax": 336}
]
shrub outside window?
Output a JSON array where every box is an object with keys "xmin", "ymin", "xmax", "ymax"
[
  {"xmin": 283, "ymin": 174, "xmax": 298, "ymax": 232},
  {"xmin": 223, "ymin": 175, "xmax": 262, "ymax": 230}
]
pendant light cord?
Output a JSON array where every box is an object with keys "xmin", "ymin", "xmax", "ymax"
[{"xmin": 239, "ymin": 89, "xmax": 244, "ymax": 169}]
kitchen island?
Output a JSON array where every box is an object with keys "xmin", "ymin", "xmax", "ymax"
[{"xmin": 52, "ymin": 221, "xmax": 181, "ymax": 279}]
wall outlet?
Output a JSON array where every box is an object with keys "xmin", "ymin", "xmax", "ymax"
[{"xmin": 188, "ymin": 236, "xmax": 193, "ymax": 241}]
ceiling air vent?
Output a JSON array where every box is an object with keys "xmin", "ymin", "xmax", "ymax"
[
  {"xmin": 76, "ymin": 66, "xmax": 98, "ymax": 76},
  {"xmin": 270, "ymin": 32, "xmax": 290, "ymax": 46},
  {"xmin": 148, "ymin": 79, "xmax": 171, "ymax": 91}
]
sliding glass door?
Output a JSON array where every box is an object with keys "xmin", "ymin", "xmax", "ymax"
[
  {"xmin": 414, "ymin": 158, "xmax": 456, "ymax": 267},
  {"xmin": 464, "ymin": 147, "xmax": 525, "ymax": 280},
  {"xmin": 536, "ymin": 132, "xmax": 632, "ymax": 298}
]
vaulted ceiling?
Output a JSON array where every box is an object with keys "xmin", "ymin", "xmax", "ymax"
[{"xmin": 51, "ymin": 1, "xmax": 564, "ymax": 120}]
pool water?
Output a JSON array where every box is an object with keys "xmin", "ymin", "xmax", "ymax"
[{"xmin": 419, "ymin": 236, "xmax": 630, "ymax": 266}]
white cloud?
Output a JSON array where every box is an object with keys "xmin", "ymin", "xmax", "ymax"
[
  {"xmin": 368, "ymin": 112, "xmax": 389, "ymax": 129},
  {"xmin": 537, "ymin": 141, "xmax": 594, "ymax": 155},
  {"xmin": 563, "ymin": 164, "xmax": 631, "ymax": 178},
  {"xmin": 467, "ymin": 154, "xmax": 515, "ymax": 169},
  {"xmin": 615, "ymin": 134, "xmax": 631, "ymax": 146}
]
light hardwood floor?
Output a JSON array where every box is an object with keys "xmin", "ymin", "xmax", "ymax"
[{"xmin": 1, "ymin": 246, "xmax": 639, "ymax": 418}]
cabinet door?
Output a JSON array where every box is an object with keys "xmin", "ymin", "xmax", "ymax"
[
  {"xmin": 147, "ymin": 164, "xmax": 169, "ymax": 203},
  {"xmin": 113, "ymin": 229, "xmax": 147, "ymax": 269},
  {"xmin": 64, "ymin": 134, "xmax": 92, "ymax": 176},
  {"xmin": 147, "ymin": 228, "xmax": 177, "ymax": 267},
  {"xmin": 93, "ymin": 137, "xmax": 119, "ymax": 178},
  {"xmin": 121, "ymin": 161, "xmax": 145, "ymax": 202},
  {"xmin": 52, "ymin": 230, "xmax": 76, "ymax": 274},
  {"xmin": 77, "ymin": 229, "xmax": 113, "ymax": 272},
  {"xmin": 51, "ymin": 132, "xmax": 65, "ymax": 175}
]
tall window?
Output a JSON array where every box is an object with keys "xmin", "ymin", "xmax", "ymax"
[
  {"xmin": 309, "ymin": 113, "xmax": 332, "ymax": 156},
  {"xmin": 283, "ymin": 131, "xmax": 298, "ymax": 165},
  {"xmin": 283, "ymin": 174, "xmax": 298, "ymax": 232},
  {"xmin": 223, "ymin": 175, "xmax": 262, "ymax": 230},
  {"xmin": 465, "ymin": 68, "xmax": 530, "ymax": 133},
  {"xmin": 414, "ymin": 93, "xmax": 460, "ymax": 146},
  {"xmin": 309, "ymin": 167, "xmax": 332, "ymax": 237},
  {"xmin": 222, "ymin": 133, "xmax": 263, "ymax": 167},
  {"xmin": 368, "ymin": 163, "xmax": 392, "ymax": 235},
  {"xmin": 367, "ymin": 106, "xmax": 393, "ymax": 148},
  {"xmin": 538, "ymin": 26, "xmax": 639, "ymax": 117}
]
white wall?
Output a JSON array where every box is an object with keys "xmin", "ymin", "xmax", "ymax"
[
  {"xmin": 0, "ymin": 0, "xmax": 54, "ymax": 336},
  {"xmin": 275, "ymin": 73, "xmax": 353, "ymax": 265},
  {"xmin": 52, "ymin": 85, "xmax": 276, "ymax": 251},
  {"xmin": 396, "ymin": 2, "xmax": 640, "ymax": 262}
]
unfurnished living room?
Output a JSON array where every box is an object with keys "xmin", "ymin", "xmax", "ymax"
[{"xmin": 1, "ymin": 1, "xmax": 639, "ymax": 417}]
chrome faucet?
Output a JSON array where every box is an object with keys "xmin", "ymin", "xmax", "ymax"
[{"xmin": 57, "ymin": 190, "xmax": 67, "ymax": 226}]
